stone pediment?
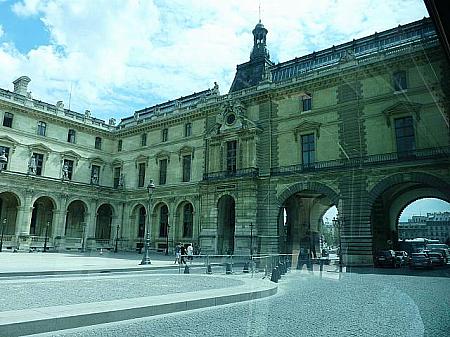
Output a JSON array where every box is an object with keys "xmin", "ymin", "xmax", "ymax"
[
  {"xmin": 155, "ymin": 150, "xmax": 170, "ymax": 164},
  {"xmin": 135, "ymin": 154, "xmax": 149, "ymax": 165},
  {"xmin": 88, "ymin": 156, "xmax": 106, "ymax": 166},
  {"xmin": 60, "ymin": 150, "xmax": 80, "ymax": 159},
  {"xmin": 28, "ymin": 143, "xmax": 52, "ymax": 155},
  {"xmin": 179, "ymin": 145, "xmax": 195, "ymax": 159},
  {"xmin": 210, "ymin": 100, "xmax": 260, "ymax": 137},
  {"xmin": 293, "ymin": 120, "xmax": 322, "ymax": 140},
  {"xmin": 0, "ymin": 135, "xmax": 18, "ymax": 152},
  {"xmin": 111, "ymin": 159, "xmax": 123, "ymax": 167},
  {"xmin": 382, "ymin": 101, "xmax": 422, "ymax": 126}
]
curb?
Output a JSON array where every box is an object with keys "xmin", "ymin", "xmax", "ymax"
[{"xmin": 0, "ymin": 278, "xmax": 277, "ymax": 336}]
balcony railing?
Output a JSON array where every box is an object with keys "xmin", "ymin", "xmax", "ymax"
[
  {"xmin": 271, "ymin": 146, "xmax": 450, "ymax": 176},
  {"xmin": 203, "ymin": 167, "xmax": 259, "ymax": 181}
]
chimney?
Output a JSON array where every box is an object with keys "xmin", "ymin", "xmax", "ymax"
[{"xmin": 13, "ymin": 76, "xmax": 31, "ymax": 96}]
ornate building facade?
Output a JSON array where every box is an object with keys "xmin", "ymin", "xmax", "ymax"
[{"xmin": 0, "ymin": 18, "xmax": 449, "ymax": 265}]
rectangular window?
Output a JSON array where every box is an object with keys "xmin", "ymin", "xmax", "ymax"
[
  {"xmin": 63, "ymin": 159, "xmax": 74, "ymax": 180},
  {"xmin": 302, "ymin": 94, "xmax": 312, "ymax": 112},
  {"xmin": 95, "ymin": 137, "xmax": 102, "ymax": 150},
  {"xmin": 113, "ymin": 167, "xmax": 121, "ymax": 188},
  {"xmin": 67, "ymin": 129, "xmax": 76, "ymax": 143},
  {"xmin": 117, "ymin": 139, "xmax": 122, "ymax": 152},
  {"xmin": 2, "ymin": 112, "xmax": 13, "ymax": 128},
  {"xmin": 162, "ymin": 128, "xmax": 168, "ymax": 142},
  {"xmin": 33, "ymin": 153, "xmax": 44, "ymax": 176},
  {"xmin": 0, "ymin": 146, "xmax": 10, "ymax": 170},
  {"xmin": 91, "ymin": 165, "xmax": 100, "ymax": 184},
  {"xmin": 226, "ymin": 140, "xmax": 237, "ymax": 173},
  {"xmin": 37, "ymin": 121, "xmax": 47, "ymax": 136},
  {"xmin": 301, "ymin": 133, "xmax": 315, "ymax": 165},
  {"xmin": 182, "ymin": 155, "xmax": 191, "ymax": 182},
  {"xmin": 184, "ymin": 123, "xmax": 192, "ymax": 137},
  {"xmin": 141, "ymin": 133, "xmax": 147, "ymax": 146},
  {"xmin": 138, "ymin": 163, "xmax": 146, "ymax": 187},
  {"xmin": 394, "ymin": 71, "xmax": 407, "ymax": 91},
  {"xmin": 395, "ymin": 116, "xmax": 415, "ymax": 154},
  {"xmin": 159, "ymin": 159, "xmax": 167, "ymax": 185}
]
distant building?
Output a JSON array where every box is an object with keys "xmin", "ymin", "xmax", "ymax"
[{"xmin": 398, "ymin": 212, "xmax": 450, "ymax": 243}]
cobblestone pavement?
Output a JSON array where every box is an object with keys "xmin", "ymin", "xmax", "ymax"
[
  {"xmin": 26, "ymin": 267, "xmax": 450, "ymax": 337},
  {"xmin": 0, "ymin": 274, "xmax": 244, "ymax": 311}
]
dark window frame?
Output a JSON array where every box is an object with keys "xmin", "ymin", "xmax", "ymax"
[
  {"xmin": 63, "ymin": 159, "xmax": 74, "ymax": 180},
  {"xmin": 159, "ymin": 205, "xmax": 169, "ymax": 237},
  {"xmin": 37, "ymin": 121, "xmax": 47, "ymax": 136},
  {"xmin": 182, "ymin": 154, "xmax": 191, "ymax": 182},
  {"xmin": 113, "ymin": 167, "xmax": 121, "ymax": 188},
  {"xmin": 2, "ymin": 112, "xmax": 13, "ymax": 128},
  {"xmin": 162, "ymin": 128, "xmax": 168, "ymax": 142},
  {"xmin": 394, "ymin": 116, "xmax": 415, "ymax": 154},
  {"xmin": 302, "ymin": 94, "xmax": 312, "ymax": 112},
  {"xmin": 138, "ymin": 162, "xmax": 146, "ymax": 187},
  {"xmin": 184, "ymin": 123, "xmax": 192, "ymax": 137},
  {"xmin": 182, "ymin": 203, "xmax": 194, "ymax": 238},
  {"xmin": 33, "ymin": 152, "xmax": 44, "ymax": 176},
  {"xmin": 141, "ymin": 133, "xmax": 147, "ymax": 147},
  {"xmin": 159, "ymin": 159, "xmax": 167, "ymax": 185},
  {"xmin": 117, "ymin": 139, "xmax": 122, "ymax": 152},
  {"xmin": 67, "ymin": 129, "xmax": 76, "ymax": 143},
  {"xmin": 226, "ymin": 140, "xmax": 237, "ymax": 173},
  {"xmin": 301, "ymin": 133, "xmax": 315, "ymax": 165},
  {"xmin": 393, "ymin": 70, "xmax": 407, "ymax": 91},
  {"xmin": 95, "ymin": 137, "xmax": 102, "ymax": 150}
]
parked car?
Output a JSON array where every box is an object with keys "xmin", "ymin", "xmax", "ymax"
[
  {"xmin": 428, "ymin": 248, "xmax": 448, "ymax": 264},
  {"xmin": 374, "ymin": 250, "xmax": 400, "ymax": 268},
  {"xmin": 427, "ymin": 252, "xmax": 445, "ymax": 266},
  {"xmin": 409, "ymin": 253, "xmax": 432, "ymax": 269},
  {"xmin": 394, "ymin": 251, "xmax": 408, "ymax": 266}
]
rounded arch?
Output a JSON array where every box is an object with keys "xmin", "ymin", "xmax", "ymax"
[
  {"xmin": 276, "ymin": 182, "xmax": 339, "ymax": 257},
  {"xmin": 174, "ymin": 198, "xmax": 197, "ymax": 215},
  {"xmin": 368, "ymin": 172, "xmax": 450, "ymax": 209},
  {"xmin": 95, "ymin": 203, "xmax": 114, "ymax": 240},
  {"xmin": 277, "ymin": 181, "xmax": 340, "ymax": 208},
  {"xmin": 0, "ymin": 191, "xmax": 22, "ymax": 235},
  {"xmin": 30, "ymin": 196, "xmax": 56, "ymax": 237},
  {"xmin": 217, "ymin": 194, "xmax": 236, "ymax": 255},
  {"xmin": 67, "ymin": 197, "xmax": 89, "ymax": 214},
  {"xmin": 65, "ymin": 200, "xmax": 88, "ymax": 237},
  {"xmin": 368, "ymin": 172, "xmax": 450, "ymax": 253},
  {"xmin": 32, "ymin": 195, "xmax": 58, "ymax": 211}
]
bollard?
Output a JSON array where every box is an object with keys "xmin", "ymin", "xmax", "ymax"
[
  {"xmin": 319, "ymin": 259, "xmax": 324, "ymax": 272},
  {"xmin": 184, "ymin": 265, "xmax": 190, "ymax": 274},
  {"xmin": 206, "ymin": 264, "xmax": 212, "ymax": 274},
  {"xmin": 225, "ymin": 262, "xmax": 233, "ymax": 274},
  {"xmin": 243, "ymin": 262, "xmax": 249, "ymax": 273}
]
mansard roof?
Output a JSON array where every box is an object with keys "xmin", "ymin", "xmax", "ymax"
[{"xmin": 270, "ymin": 17, "xmax": 437, "ymax": 83}]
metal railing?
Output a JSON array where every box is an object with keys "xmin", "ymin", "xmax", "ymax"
[{"xmin": 203, "ymin": 167, "xmax": 259, "ymax": 181}]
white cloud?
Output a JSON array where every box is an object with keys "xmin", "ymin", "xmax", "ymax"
[
  {"xmin": 0, "ymin": 24, "xmax": 3, "ymax": 38},
  {"xmin": 1, "ymin": 0, "xmax": 429, "ymax": 121}
]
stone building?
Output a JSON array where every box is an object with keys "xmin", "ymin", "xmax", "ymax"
[
  {"xmin": 0, "ymin": 17, "xmax": 449, "ymax": 265},
  {"xmin": 398, "ymin": 212, "xmax": 450, "ymax": 243}
]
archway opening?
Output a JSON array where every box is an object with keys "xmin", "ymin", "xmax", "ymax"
[
  {"xmin": 278, "ymin": 191, "xmax": 336, "ymax": 259},
  {"xmin": 217, "ymin": 195, "xmax": 235, "ymax": 255},
  {"xmin": 0, "ymin": 191, "xmax": 20, "ymax": 235},
  {"xmin": 65, "ymin": 200, "xmax": 87, "ymax": 238},
  {"xmin": 371, "ymin": 181, "xmax": 450, "ymax": 254},
  {"xmin": 95, "ymin": 204, "xmax": 113, "ymax": 240},
  {"xmin": 30, "ymin": 196, "xmax": 55, "ymax": 237},
  {"xmin": 397, "ymin": 198, "xmax": 450, "ymax": 247}
]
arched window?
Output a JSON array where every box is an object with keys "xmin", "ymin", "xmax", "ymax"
[
  {"xmin": 159, "ymin": 205, "xmax": 169, "ymax": 237},
  {"xmin": 183, "ymin": 203, "xmax": 193, "ymax": 238}
]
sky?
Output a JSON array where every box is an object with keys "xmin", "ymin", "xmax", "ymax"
[{"xmin": 0, "ymin": 0, "xmax": 431, "ymax": 122}]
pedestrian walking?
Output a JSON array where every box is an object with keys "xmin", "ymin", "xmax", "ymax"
[
  {"xmin": 180, "ymin": 244, "xmax": 187, "ymax": 264},
  {"xmin": 174, "ymin": 243, "xmax": 181, "ymax": 264},
  {"xmin": 187, "ymin": 244, "xmax": 193, "ymax": 263}
]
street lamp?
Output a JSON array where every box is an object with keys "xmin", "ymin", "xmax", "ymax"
[
  {"xmin": 165, "ymin": 224, "xmax": 170, "ymax": 255},
  {"xmin": 0, "ymin": 218, "xmax": 6, "ymax": 252},
  {"xmin": 140, "ymin": 179, "xmax": 155, "ymax": 265},
  {"xmin": 332, "ymin": 216, "xmax": 343, "ymax": 272},
  {"xmin": 114, "ymin": 225, "xmax": 120, "ymax": 253},
  {"xmin": 249, "ymin": 222, "xmax": 254, "ymax": 258},
  {"xmin": 43, "ymin": 221, "xmax": 50, "ymax": 252},
  {"xmin": 0, "ymin": 149, "xmax": 7, "ymax": 172}
]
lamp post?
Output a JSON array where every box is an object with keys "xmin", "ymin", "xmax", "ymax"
[
  {"xmin": 114, "ymin": 224, "xmax": 120, "ymax": 253},
  {"xmin": 0, "ymin": 218, "xmax": 6, "ymax": 252},
  {"xmin": 0, "ymin": 149, "xmax": 7, "ymax": 172},
  {"xmin": 165, "ymin": 224, "xmax": 170, "ymax": 255},
  {"xmin": 140, "ymin": 179, "xmax": 155, "ymax": 265},
  {"xmin": 249, "ymin": 222, "xmax": 254, "ymax": 259},
  {"xmin": 43, "ymin": 221, "xmax": 50, "ymax": 252},
  {"xmin": 332, "ymin": 216, "xmax": 343, "ymax": 272},
  {"xmin": 81, "ymin": 223, "xmax": 86, "ymax": 253}
]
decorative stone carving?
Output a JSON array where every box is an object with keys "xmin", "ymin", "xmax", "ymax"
[
  {"xmin": 62, "ymin": 162, "xmax": 69, "ymax": 180},
  {"xmin": 108, "ymin": 118, "xmax": 116, "ymax": 125}
]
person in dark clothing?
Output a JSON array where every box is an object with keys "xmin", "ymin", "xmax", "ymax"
[
  {"xmin": 180, "ymin": 245, "xmax": 187, "ymax": 264},
  {"xmin": 297, "ymin": 247, "xmax": 312, "ymax": 271}
]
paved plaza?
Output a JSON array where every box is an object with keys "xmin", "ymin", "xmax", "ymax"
[{"xmin": 0, "ymin": 252, "xmax": 449, "ymax": 337}]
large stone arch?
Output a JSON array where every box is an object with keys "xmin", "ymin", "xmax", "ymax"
[
  {"xmin": 30, "ymin": 195, "xmax": 58, "ymax": 237},
  {"xmin": 129, "ymin": 203, "xmax": 147, "ymax": 252},
  {"xmin": 95, "ymin": 203, "xmax": 114, "ymax": 240},
  {"xmin": 217, "ymin": 194, "xmax": 236, "ymax": 255},
  {"xmin": 276, "ymin": 181, "xmax": 340, "ymax": 257},
  {"xmin": 65, "ymin": 199, "xmax": 88, "ymax": 238},
  {"xmin": 0, "ymin": 191, "xmax": 22, "ymax": 235},
  {"xmin": 367, "ymin": 172, "xmax": 450, "ymax": 252}
]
